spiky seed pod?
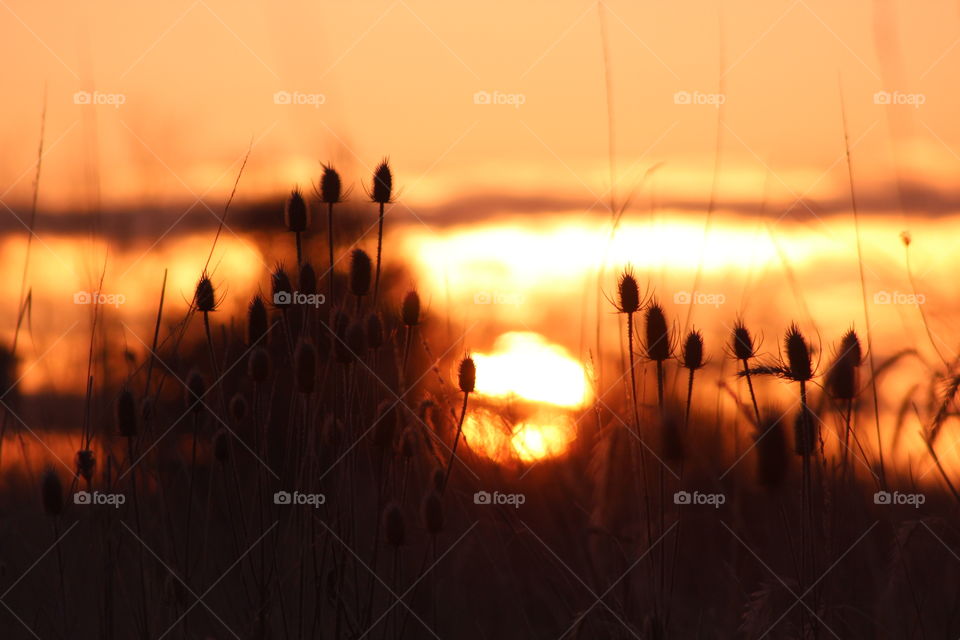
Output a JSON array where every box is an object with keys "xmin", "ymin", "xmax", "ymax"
[
  {"xmin": 382, "ymin": 502, "xmax": 405, "ymax": 547},
  {"xmin": 366, "ymin": 313, "xmax": 383, "ymax": 350},
  {"xmin": 755, "ymin": 408, "xmax": 789, "ymax": 489},
  {"xmin": 299, "ymin": 262, "xmax": 317, "ymax": 296},
  {"xmin": 195, "ymin": 276, "xmax": 216, "ymax": 313},
  {"xmin": 422, "ymin": 490, "xmax": 443, "ymax": 535},
  {"xmin": 349, "ymin": 249, "xmax": 372, "ymax": 297},
  {"xmin": 784, "ymin": 324, "xmax": 813, "ymax": 382},
  {"xmin": 271, "ymin": 266, "xmax": 293, "ymax": 309},
  {"xmin": 229, "ymin": 393, "xmax": 247, "ymax": 422},
  {"xmin": 285, "ymin": 188, "xmax": 308, "ymax": 233},
  {"xmin": 332, "ymin": 311, "xmax": 352, "ymax": 364},
  {"xmin": 185, "ymin": 370, "xmax": 206, "ymax": 414},
  {"xmin": 398, "ymin": 426, "xmax": 418, "ymax": 458},
  {"xmin": 116, "ymin": 388, "xmax": 138, "ymax": 437},
  {"xmin": 374, "ymin": 400, "xmax": 399, "ymax": 452},
  {"xmin": 827, "ymin": 329, "xmax": 862, "ymax": 400},
  {"xmin": 320, "ymin": 164, "xmax": 341, "ymax": 204},
  {"xmin": 617, "ymin": 271, "xmax": 640, "ymax": 314},
  {"xmin": 401, "ymin": 290, "xmax": 421, "ymax": 327},
  {"xmin": 41, "ymin": 468, "xmax": 63, "ymax": 516},
  {"xmin": 732, "ymin": 320, "xmax": 755, "ymax": 361},
  {"xmin": 371, "ymin": 159, "xmax": 392, "ymax": 204},
  {"xmin": 75, "ymin": 450, "xmax": 95, "ymax": 483},
  {"xmin": 248, "ymin": 347, "xmax": 270, "ymax": 383},
  {"xmin": 213, "ymin": 429, "xmax": 230, "ymax": 464},
  {"xmin": 645, "ymin": 302, "xmax": 671, "ymax": 362},
  {"xmin": 247, "ymin": 295, "xmax": 268, "ymax": 346},
  {"xmin": 346, "ymin": 321, "xmax": 367, "ymax": 357},
  {"xmin": 295, "ymin": 341, "xmax": 317, "ymax": 394},
  {"xmin": 793, "ymin": 408, "xmax": 817, "ymax": 457},
  {"xmin": 682, "ymin": 330, "xmax": 705, "ymax": 370},
  {"xmin": 458, "ymin": 357, "xmax": 476, "ymax": 394}
]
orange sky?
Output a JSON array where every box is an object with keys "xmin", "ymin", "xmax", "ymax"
[{"xmin": 1, "ymin": 0, "xmax": 959, "ymax": 217}]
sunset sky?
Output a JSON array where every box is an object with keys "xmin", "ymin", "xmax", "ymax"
[{"xmin": 1, "ymin": 0, "xmax": 959, "ymax": 220}]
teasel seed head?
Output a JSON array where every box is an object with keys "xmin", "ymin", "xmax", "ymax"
[
  {"xmin": 827, "ymin": 329, "xmax": 862, "ymax": 400},
  {"xmin": 185, "ymin": 370, "xmax": 207, "ymax": 414},
  {"xmin": 285, "ymin": 187, "xmax": 308, "ymax": 233},
  {"xmin": 784, "ymin": 323, "xmax": 813, "ymax": 382},
  {"xmin": 271, "ymin": 266, "xmax": 293, "ymax": 309},
  {"xmin": 371, "ymin": 159, "xmax": 393, "ymax": 204},
  {"xmin": 401, "ymin": 290, "xmax": 421, "ymax": 327},
  {"xmin": 320, "ymin": 164, "xmax": 342, "ymax": 204},
  {"xmin": 732, "ymin": 319, "xmax": 755, "ymax": 361},
  {"xmin": 75, "ymin": 449, "xmax": 96, "ymax": 483},
  {"xmin": 422, "ymin": 490, "xmax": 443, "ymax": 535},
  {"xmin": 681, "ymin": 330, "xmax": 705, "ymax": 371},
  {"xmin": 295, "ymin": 341, "xmax": 317, "ymax": 394},
  {"xmin": 645, "ymin": 301, "xmax": 671, "ymax": 362},
  {"xmin": 248, "ymin": 347, "xmax": 271, "ymax": 383},
  {"xmin": 617, "ymin": 270, "xmax": 640, "ymax": 314},
  {"xmin": 247, "ymin": 295, "xmax": 269, "ymax": 346},
  {"xmin": 116, "ymin": 387, "xmax": 138, "ymax": 437},
  {"xmin": 195, "ymin": 275, "xmax": 216, "ymax": 313},
  {"xmin": 382, "ymin": 501, "xmax": 405, "ymax": 547},
  {"xmin": 349, "ymin": 249, "xmax": 372, "ymax": 297},
  {"xmin": 41, "ymin": 468, "xmax": 63, "ymax": 516},
  {"xmin": 299, "ymin": 262, "xmax": 317, "ymax": 296},
  {"xmin": 458, "ymin": 356, "xmax": 476, "ymax": 394}
]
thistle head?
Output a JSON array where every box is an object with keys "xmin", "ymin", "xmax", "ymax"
[
  {"xmin": 195, "ymin": 275, "xmax": 216, "ymax": 313},
  {"xmin": 401, "ymin": 290, "xmax": 421, "ymax": 327},
  {"xmin": 732, "ymin": 320, "xmax": 755, "ymax": 361},
  {"xmin": 349, "ymin": 249, "xmax": 372, "ymax": 297},
  {"xmin": 644, "ymin": 301, "xmax": 671, "ymax": 362},
  {"xmin": 116, "ymin": 387, "xmax": 138, "ymax": 437},
  {"xmin": 681, "ymin": 330, "xmax": 705, "ymax": 371},
  {"xmin": 271, "ymin": 266, "xmax": 293, "ymax": 309},
  {"xmin": 784, "ymin": 323, "xmax": 813, "ymax": 382},
  {"xmin": 247, "ymin": 295, "xmax": 268, "ymax": 346},
  {"xmin": 617, "ymin": 270, "xmax": 640, "ymax": 314},
  {"xmin": 41, "ymin": 468, "xmax": 63, "ymax": 516},
  {"xmin": 285, "ymin": 187, "xmax": 308, "ymax": 233},
  {"xmin": 320, "ymin": 164, "xmax": 342, "ymax": 204},
  {"xmin": 371, "ymin": 159, "xmax": 392, "ymax": 204},
  {"xmin": 458, "ymin": 356, "xmax": 476, "ymax": 394}
]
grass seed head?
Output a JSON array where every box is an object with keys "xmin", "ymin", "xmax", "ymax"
[
  {"xmin": 645, "ymin": 301, "xmax": 671, "ymax": 362},
  {"xmin": 371, "ymin": 159, "xmax": 393, "ymax": 204},
  {"xmin": 285, "ymin": 187, "xmax": 308, "ymax": 233},
  {"xmin": 458, "ymin": 356, "xmax": 476, "ymax": 394},
  {"xmin": 320, "ymin": 164, "xmax": 341, "ymax": 203},
  {"xmin": 401, "ymin": 290, "xmax": 421, "ymax": 327},
  {"xmin": 116, "ymin": 388, "xmax": 138, "ymax": 437},
  {"xmin": 41, "ymin": 468, "xmax": 63, "ymax": 516}
]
